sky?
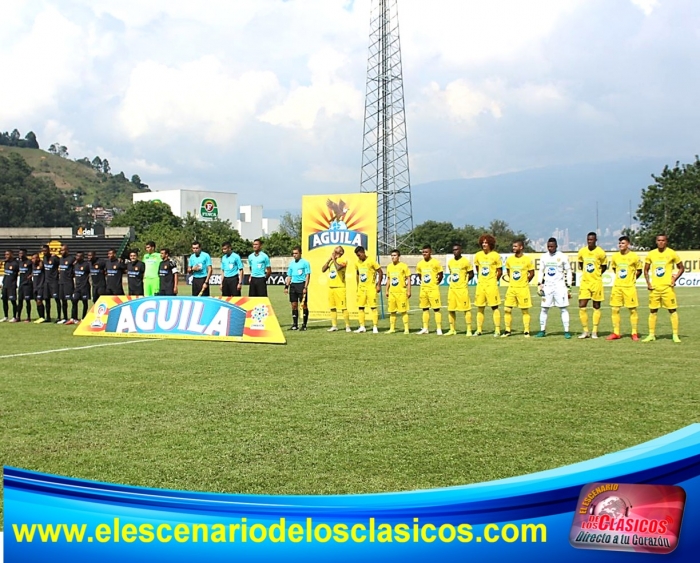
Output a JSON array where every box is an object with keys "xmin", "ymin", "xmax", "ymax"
[{"xmin": 2, "ymin": 0, "xmax": 699, "ymax": 212}]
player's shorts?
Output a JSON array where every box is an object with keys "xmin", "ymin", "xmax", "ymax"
[
  {"xmin": 541, "ymin": 285, "xmax": 569, "ymax": 308},
  {"xmin": 92, "ymin": 286, "xmax": 105, "ymax": 303},
  {"xmin": 579, "ymin": 280, "xmax": 604, "ymax": 302},
  {"xmin": 610, "ymin": 286, "xmax": 638, "ymax": 308},
  {"xmin": 192, "ymin": 277, "xmax": 210, "ymax": 297},
  {"xmin": 58, "ymin": 283, "xmax": 74, "ymax": 300},
  {"xmin": 419, "ymin": 288, "xmax": 441, "ymax": 309},
  {"xmin": 475, "ymin": 284, "xmax": 500, "ymax": 307},
  {"xmin": 44, "ymin": 282, "xmax": 58, "ymax": 300},
  {"xmin": 357, "ymin": 287, "xmax": 377, "ymax": 308},
  {"xmin": 19, "ymin": 284, "xmax": 33, "ymax": 300},
  {"xmin": 248, "ymin": 277, "xmax": 268, "ymax": 297},
  {"xmin": 1, "ymin": 285, "xmax": 17, "ymax": 301},
  {"xmin": 144, "ymin": 278, "xmax": 160, "ymax": 297},
  {"xmin": 73, "ymin": 288, "xmax": 90, "ymax": 301},
  {"xmin": 222, "ymin": 275, "xmax": 241, "ymax": 297},
  {"xmin": 447, "ymin": 288, "xmax": 470, "ymax": 311},
  {"xmin": 289, "ymin": 282, "xmax": 307, "ymax": 304},
  {"xmin": 649, "ymin": 287, "xmax": 677, "ymax": 309},
  {"xmin": 328, "ymin": 287, "xmax": 347, "ymax": 311},
  {"xmin": 33, "ymin": 287, "xmax": 45, "ymax": 300},
  {"xmin": 388, "ymin": 292, "xmax": 408, "ymax": 313},
  {"xmin": 505, "ymin": 287, "xmax": 532, "ymax": 309}
]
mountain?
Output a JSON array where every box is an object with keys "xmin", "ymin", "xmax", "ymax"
[{"xmin": 411, "ymin": 158, "xmax": 672, "ymax": 250}]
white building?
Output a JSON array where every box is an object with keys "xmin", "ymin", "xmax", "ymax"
[{"xmin": 237, "ymin": 205, "xmax": 280, "ymax": 241}]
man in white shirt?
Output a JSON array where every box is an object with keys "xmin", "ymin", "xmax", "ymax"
[{"xmin": 535, "ymin": 237, "xmax": 572, "ymax": 339}]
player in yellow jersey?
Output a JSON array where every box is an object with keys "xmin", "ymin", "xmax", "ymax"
[
  {"xmin": 321, "ymin": 246, "xmax": 351, "ymax": 332},
  {"xmin": 353, "ymin": 246, "xmax": 383, "ymax": 334},
  {"xmin": 577, "ymin": 232, "xmax": 608, "ymax": 339},
  {"xmin": 446, "ymin": 243, "xmax": 474, "ymax": 336},
  {"xmin": 606, "ymin": 236, "xmax": 642, "ymax": 341},
  {"xmin": 473, "ymin": 234, "xmax": 502, "ymax": 336},
  {"xmin": 502, "ymin": 240, "xmax": 535, "ymax": 337},
  {"xmin": 385, "ymin": 249, "xmax": 411, "ymax": 334},
  {"xmin": 643, "ymin": 234, "xmax": 685, "ymax": 343},
  {"xmin": 415, "ymin": 244, "xmax": 444, "ymax": 334}
]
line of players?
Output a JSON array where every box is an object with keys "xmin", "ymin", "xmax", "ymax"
[
  {"xmin": 295, "ymin": 232, "xmax": 683, "ymax": 341},
  {"xmin": 0, "ymin": 242, "xmax": 178, "ymax": 324}
]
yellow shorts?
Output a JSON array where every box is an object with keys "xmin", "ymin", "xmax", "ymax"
[
  {"xmin": 579, "ymin": 281, "xmax": 604, "ymax": 302},
  {"xmin": 475, "ymin": 284, "xmax": 500, "ymax": 307},
  {"xmin": 649, "ymin": 287, "xmax": 677, "ymax": 309},
  {"xmin": 447, "ymin": 288, "xmax": 470, "ymax": 311},
  {"xmin": 328, "ymin": 287, "xmax": 347, "ymax": 311},
  {"xmin": 610, "ymin": 286, "xmax": 638, "ymax": 308},
  {"xmin": 357, "ymin": 287, "xmax": 378, "ymax": 308},
  {"xmin": 504, "ymin": 287, "xmax": 532, "ymax": 309},
  {"xmin": 419, "ymin": 288, "xmax": 441, "ymax": 309},
  {"xmin": 388, "ymin": 292, "xmax": 408, "ymax": 313}
]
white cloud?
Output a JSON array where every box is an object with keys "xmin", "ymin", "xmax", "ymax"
[
  {"xmin": 423, "ymin": 80, "xmax": 503, "ymax": 123},
  {"xmin": 630, "ymin": 0, "xmax": 660, "ymax": 16},
  {"xmin": 129, "ymin": 159, "xmax": 171, "ymax": 175},
  {"xmin": 303, "ymin": 163, "xmax": 357, "ymax": 183}
]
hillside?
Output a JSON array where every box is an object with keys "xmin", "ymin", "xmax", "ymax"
[{"xmin": 0, "ymin": 146, "xmax": 149, "ymax": 212}]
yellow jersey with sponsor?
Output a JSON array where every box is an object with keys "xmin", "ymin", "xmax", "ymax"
[
  {"xmin": 577, "ymin": 246, "xmax": 607, "ymax": 283},
  {"xmin": 327, "ymin": 260, "xmax": 346, "ymax": 288},
  {"xmin": 447, "ymin": 256, "xmax": 471, "ymax": 289},
  {"xmin": 386, "ymin": 262, "xmax": 410, "ymax": 294},
  {"xmin": 474, "ymin": 251, "xmax": 501, "ymax": 286},
  {"xmin": 505, "ymin": 254, "xmax": 534, "ymax": 289},
  {"xmin": 416, "ymin": 258, "xmax": 442, "ymax": 290},
  {"xmin": 645, "ymin": 248, "xmax": 681, "ymax": 289},
  {"xmin": 611, "ymin": 251, "xmax": 641, "ymax": 288},
  {"xmin": 356, "ymin": 257, "xmax": 380, "ymax": 289}
]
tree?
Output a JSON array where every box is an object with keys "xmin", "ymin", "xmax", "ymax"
[
  {"xmin": 263, "ymin": 231, "xmax": 297, "ymax": 256},
  {"xmin": 410, "ymin": 221, "xmax": 460, "ymax": 253},
  {"xmin": 410, "ymin": 219, "xmax": 532, "ymax": 253},
  {"xmin": 279, "ymin": 211, "xmax": 302, "ymax": 239},
  {"xmin": 91, "ymin": 156, "xmax": 103, "ymax": 170},
  {"xmin": 24, "ymin": 131, "xmax": 39, "ymax": 149},
  {"xmin": 102, "ymin": 159, "xmax": 111, "ymax": 174},
  {"xmin": 110, "ymin": 200, "xmax": 181, "ymax": 232}
]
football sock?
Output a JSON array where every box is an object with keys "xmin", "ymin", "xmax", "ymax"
[
  {"xmin": 449, "ymin": 311, "xmax": 456, "ymax": 331},
  {"xmin": 24, "ymin": 301, "xmax": 32, "ymax": 319},
  {"xmin": 477, "ymin": 308, "xmax": 485, "ymax": 332},
  {"xmin": 561, "ymin": 308, "xmax": 570, "ymax": 331},
  {"xmin": 37, "ymin": 303, "xmax": 45, "ymax": 319},
  {"xmin": 592, "ymin": 309, "xmax": 601, "ymax": 332},
  {"xmin": 2, "ymin": 298, "xmax": 8, "ymax": 318},
  {"xmin": 17, "ymin": 299, "xmax": 23, "ymax": 318},
  {"xmin": 372, "ymin": 309, "xmax": 378, "ymax": 327},
  {"xmin": 465, "ymin": 311, "xmax": 472, "ymax": 331},
  {"xmin": 71, "ymin": 300, "xmax": 79, "ymax": 320},
  {"xmin": 343, "ymin": 310, "xmax": 350, "ymax": 328},
  {"xmin": 648, "ymin": 312, "xmax": 657, "ymax": 335},
  {"xmin": 612, "ymin": 307, "xmax": 621, "ymax": 335},
  {"xmin": 303, "ymin": 309, "xmax": 309, "ymax": 325},
  {"xmin": 540, "ymin": 308, "xmax": 549, "ymax": 331},
  {"xmin": 504, "ymin": 307, "xmax": 513, "ymax": 332},
  {"xmin": 434, "ymin": 311, "xmax": 442, "ymax": 330},
  {"xmin": 492, "ymin": 309, "xmax": 501, "ymax": 332},
  {"xmin": 402, "ymin": 313, "xmax": 410, "ymax": 331},
  {"xmin": 45, "ymin": 299, "xmax": 52, "ymax": 320},
  {"xmin": 292, "ymin": 310, "xmax": 299, "ymax": 326},
  {"xmin": 422, "ymin": 310, "xmax": 429, "ymax": 329},
  {"xmin": 62, "ymin": 300, "xmax": 68, "ymax": 320},
  {"xmin": 522, "ymin": 309, "xmax": 531, "ymax": 333},
  {"xmin": 358, "ymin": 308, "xmax": 366, "ymax": 327},
  {"xmin": 579, "ymin": 308, "xmax": 589, "ymax": 332},
  {"xmin": 330, "ymin": 310, "xmax": 338, "ymax": 327},
  {"xmin": 670, "ymin": 311, "xmax": 679, "ymax": 336},
  {"xmin": 12, "ymin": 301, "xmax": 18, "ymax": 319},
  {"xmin": 630, "ymin": 308, "xmax": 638, "ymax": 335},
  {"xmin": 390, "ymin": 313, "xmax": 396, "ymax": 330},
  {"xmin": 54, "ymin": 298, "xmax": 61, "ymax": 319}
]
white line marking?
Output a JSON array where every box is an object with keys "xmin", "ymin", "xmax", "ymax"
[{"xmin": 0, "ymin": 339, "xmax": 157, "ymax": 359}]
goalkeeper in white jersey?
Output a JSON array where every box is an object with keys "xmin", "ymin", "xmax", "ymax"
[{"xmin": 535, "ymin": 237, "xmax": 572, "ymax": 339}]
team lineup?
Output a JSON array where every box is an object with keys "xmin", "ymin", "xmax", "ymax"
[{"xmin": 1, "ymin": 233, "xmax": 685, "ymax": 342}]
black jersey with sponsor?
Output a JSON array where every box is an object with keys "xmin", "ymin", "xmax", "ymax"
[
  {"xmin": 105, "ymin": 259, "xmax": 125, "ymax": 292},
  {"xmin": 18, "ymin": 258, "xmax": 33, "ymax": 287},
  {"xmin": 90, "ymin": 258, "xmax": 107, "ymax": 291},
  {"xmin": 2, "ymin": 259, "xmax": 19, "ymax": 286},
  {"xmin": 59, "ymin": 256, "xmax": 75, "ymax": 285},
  {"xmin": 43, "ymin": 255, "xmax": 60, "ymax": 285},
  {"xmin": 73, "ymin": 260, "xmax": 91, "ymax": 291},
  {"xmin": 32, "ymin": 262, "xmax": 45, "ymax": 293},
  {"xmin": 127, "ymin": 260, "xmax": 145, "ymax": 295},
  {"xmin": 158, "ymin": 260, "xmax": 178, "ymax": 290}
]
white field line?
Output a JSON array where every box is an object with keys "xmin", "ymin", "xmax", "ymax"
[{"xmin": 0, "ymin": 339, "xmax": 157, "ymax": 359}]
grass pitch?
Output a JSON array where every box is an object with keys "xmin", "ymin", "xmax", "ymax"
[{"xmin": 1, "ymin": 286, "xmax": 699, "ymax": 525}]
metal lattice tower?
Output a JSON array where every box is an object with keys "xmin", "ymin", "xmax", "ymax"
[{"xmin": 360, "ymin": 0, "xmax": 413, "ymax": 255}]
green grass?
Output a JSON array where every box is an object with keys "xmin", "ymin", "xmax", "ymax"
[{"xmin": 1, "ymin": 286, "xmax": 699, "ymax": 527}]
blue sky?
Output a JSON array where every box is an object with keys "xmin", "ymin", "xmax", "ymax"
[{"xmin": 2, "ymin": 0, "xmax": 698, "ymax": 211}]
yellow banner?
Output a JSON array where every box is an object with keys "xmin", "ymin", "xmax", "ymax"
[
  {"xmin": 73, "ymin": 296, "xmax": 286, "ymax": 344},
  {"xmin": 302, "ymin": 193, "xmax": 378, "ymax": 319}
]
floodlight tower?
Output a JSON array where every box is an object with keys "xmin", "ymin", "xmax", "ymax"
[{"xmin": 360, "ymin": 0, "xmax": 414, "ymax": 255}]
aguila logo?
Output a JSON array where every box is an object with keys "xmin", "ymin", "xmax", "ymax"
[{"xmin": 308, "ymin": 198, "xmax": 368, "ymax": 250}]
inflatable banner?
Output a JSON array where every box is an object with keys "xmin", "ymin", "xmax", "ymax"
[
  {"xmin": 302, "ymin": 193, "xmax": 378, "ymax": 319},
  {"xmin": 73, "ymin": 296, "xmax": 286, "ymax": 344}
]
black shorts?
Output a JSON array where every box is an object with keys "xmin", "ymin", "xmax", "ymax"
[
  {"xmin": 248, "ymin": 277, "xmax": 268, "ymax": 297},
  {"xmin": 289, "ymin": 282, "xmax": 307, "ymax": 304},
  {"xmin": 2, "ymin": 285, "xmax": 17, "ymax": 301},
  {"xmin": 19, "ymin": 284, "xmax": 33, "ymax": 300},
  {"xmin": 128, "ymin": 283, "xmax": 144, "ymax": 297},
  {"xmin": 44, "ymin": 282, "xmax": 59, "ymax": 300},
  {"xmin": 158, "ymin": 288, "xmax": 175, "ymax": 296},
  {"xmin": 221, "ymin": 275, "xmax": 241, "ymax": 297},
  {"xmin": 33, "ymin": 287, "xmax": 45, "ymax": 300},
  {"xmin": 191, "ymin": 277, "xmax": 209, "ymax": 297},
  {"xmin": 92, "ymin": 286, "xmax": 105, "ymax": 302},
  {"xmin": 106, "ymin": 286, "xmax": 124, "ymax": 296},
  {"xmin": 73, "ymin": 288, "xmax": 90, "ymax": 301},
  {"xmin": 59, "ymin": 283, "xmax": 74, "ymax": 300}
]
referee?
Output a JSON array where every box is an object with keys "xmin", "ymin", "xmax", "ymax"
[
  {"xmin": 284, "ymin": 246, "xmax": 311, "ymax": 331},
  {"xmin": 221, "ymin": 241, "xmax": 243, "ymax": 297},
  {"xmin": 247, "ymin": 238, "xmax": 271, "ymax": 297},
  {"xmin": 188, "ymin": 241, "xmax": 212, "ymax": 296}
]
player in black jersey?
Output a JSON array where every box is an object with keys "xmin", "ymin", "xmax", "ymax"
[
  {"xmin": 70, "ymin": 251, "xmax": 91, "ymax": 324},
  {"xmin": 57, "ymin": 245, "xmax": 75, "ymax": 324},
  {"xmin": 105, "ymin": 248, "xmax": 126, "ymax": 295},
  {"xmin": 157, "ymin": 248, "xmax": 179, "ymax": 296},
  {"xmin": 127, "ymin": 250, "xmax": 145, "ymax": 296},
  {"xmin": 42, "ymin": 244, "xmax": 60, "ymax": 322},
  {"xmin": 31, "ymin": 253, "xmax": 47, "ymax": 323},
  {"xmin": 88, "ymin": 251, "xmax": 107, "ymax": 303},
  {"xmin": 17, "ymin": 249, "xmax": 34, "ymax": 322},
  {"xmin": 1, "ymin": 250, "xmax": 19, "ymax": 322}
]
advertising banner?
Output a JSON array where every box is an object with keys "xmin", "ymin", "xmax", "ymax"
[
  {"xmin": 72, "ymin": 296, "xmax": 285, "ymax": 344},
  {"xmin": 302, "ymin": 193, "xmax": 378, "ymax": 319}
]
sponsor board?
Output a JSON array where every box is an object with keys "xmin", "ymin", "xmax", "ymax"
[
  {"xmin": 73, "ymin": 296, "xmax": 285, "ymax": 344},
  {"xmin": 200, "ymin": 198, "xmax": 219, "ymax": 219}
]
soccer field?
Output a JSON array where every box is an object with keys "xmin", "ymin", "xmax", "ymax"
[{"xmin": 1, "ymin": 286, "xmax": 699, "ymax": 526}]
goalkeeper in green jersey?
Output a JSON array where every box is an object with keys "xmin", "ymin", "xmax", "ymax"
[{"xmin": 142, "ymin": 241, "xmax": 161, "ymax": 296}]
